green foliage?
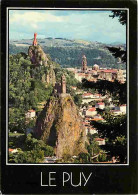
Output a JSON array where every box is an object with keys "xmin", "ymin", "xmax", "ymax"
[
  {"xmin": 9, "ymin": 53, "xmax": 53, "ymax": 133},
  {"xmin": 82, "ymin": 79, "xmax": 127, "ymax": 104},
  {"xmin": 73, "ymin": 94, "xmax": 82, "ymax": 107},
  {"xmin": 25, "ymin": 149, "xmax": 44, "ymax": 163},
  {"xmin": 43, "ymin": 145, "xmax": 54, "ymax": 157},
  {"xmin": 44, "ymin": 46, "xmax": 120, "ymax": 68},
  {"xmin": 9, "ymin": 134, "xmax": 54, "ymax": 163},
  {"xmin": 10, "ymin": 42, "xmax": 126, "ymax": 69},
  {"xmin": 78, "ymin": 152, "xmax": 90, "ymax": 163},
  {"xmin": 9, "ymin": 149, "xmax": 44, "ymax": 163},
  {"xmin": 91, "ymin": 114, "xmax": 127, "ymax": 162},
  {"xmin": 115, "ymin": 135, "xmax": 126, "ymax": 146},
  {"xmin": 25, "ymin": 133, "xmax": 39, "ymax": 150},
  {"xmin": 92, "ymin": 114, "xmax": 127, "ymax": 141},
  {"xmin": 108, "ymin": 11, "xmax": 127, "ymax": 63},
  {"xmin": 110, "ymin": 11, "xmax": 127, "ymax": 25},
  {"xmin": 9, "ymin": 108, "xmax": 26, "ymax": 133},
  {"xmin": 54, "ymin": 67, "xmax": 83, "ymax": 107},
  {"xmin": 98, "ymin": 153, "xmax": 107, "ymax": 162},
  {"xmin": 87, "ymin": 133, "xmax": 100, "ymax": 156},
  {"xmin": 55, "ymin": 67, "xmax": 79, "ymax": 87}
]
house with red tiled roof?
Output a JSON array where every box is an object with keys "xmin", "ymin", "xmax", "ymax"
[
  {"xmin": 95, "ymin": 138, "xmax": 105, "ymax": 145},
  {"xmin": 111, "ymin": 110, "xmax": 123, "ymax": 116},
  {"xmin": 95, "ymin": 102, "xmax": 105, "ymax": 110},
  {"xmin": 112, "ymin": 104, "xmax": 127, "ymax": 115},
  {"xmin": 25, "ymin": 109, "xmax": 36, "ymax": 119},
  {"xmin": 82, "ymin": 93, "xmax": 93, "ymax": 98},
  {"xmin": 88, "ymin": 127, "xmax": 98, "ymax": 135},
  {"xmin": 86, "ymin": 107, "xmax": 97, "ymax": 117},
  {"xmin": 75, "ymin": 72, "xmax": 85, "ymax": 82},
  {"xmin": 93, "ymin": 93, "xmax": 101, "ymax": 98},
  {"xmin": 71, "ymin": 86, "xmax": 77, "ymax": 90},
  {"xmin": 9, "ymin": 148, "xmax": 18, "ymax": 153},
  {"xmin": 120, "ymin": 104, "xmax": 127, "ymax": 114}
]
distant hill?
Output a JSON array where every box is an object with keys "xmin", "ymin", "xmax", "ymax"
[{"xmin": 9, "ymin": 38, "xmax": 126, "ymax": 69}]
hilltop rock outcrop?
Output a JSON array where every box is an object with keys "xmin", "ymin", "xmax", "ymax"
[
  {"xmin": 28, "ymin": 45, "xmax": 56, "ymax": 86},
  {"xmin": 34, "ymin": 94, "xmax": 86, "ymax": 158},
  {"xmin": 28, "ymin": 45, "xmax": 48, "ymax": 66}
]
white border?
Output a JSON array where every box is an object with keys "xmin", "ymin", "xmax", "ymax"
[{"xmin": 6, "ymin": 7, "xmax": 129, "ymax": 166}]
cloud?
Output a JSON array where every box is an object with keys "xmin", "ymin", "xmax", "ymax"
[
  {"xmin": 9, "ymin": 10, "xmax": 126, "ymax": 43},
  {"xmin": 9, "ymin": 10, "xmax": 65, "ymax": 30}
]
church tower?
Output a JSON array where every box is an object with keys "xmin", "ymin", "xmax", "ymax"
[
  {"xmin": 82, "ymin": 55, "xmax": 87, "ymax": 73},
  {"xmin": 33, "ymin": 32, "xmax": 38, "ymax": 46},
  {"xmin": 61, "ymin": 74, "xmax": 66, "ymax": 94}
]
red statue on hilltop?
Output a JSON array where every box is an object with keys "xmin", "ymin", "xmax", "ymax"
[{"xmin": 33, "ymin": 33, "xmax": 37, "ymax": 46}]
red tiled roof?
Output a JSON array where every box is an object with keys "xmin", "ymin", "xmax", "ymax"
[
  {"xmin": 97, "ymin": 102, "xmax": 104, "ymax": 105},
  {"xmin": 85, "ymin": 74, "xmax": 91, "ymax": 77},
  {"xmin": 95, "ymin": 138, "xmax": 105, "ymax": 141},
  {"xmin": 83, "ymin": 93, "xmax": 92, "ymax": 96},
  {"xmin": 85, "ymin": 118, "xmax": 90, "ymax": 120},
  {"xmin": 88, "ymin": 108, "xmax": 96, "ymax": 111},
  {"xmin": 100, "ymin": 69, "xmax": 117, "ymax": 73},
  {"xmin": 78, "ymin": 73, "xmax": 85, "ymax": 76},
  {"xmin": 94, "ymin": 94, "xmax": 101, "ymax": 96},
  {"xmin": 9, "ymin": 148, "xmax": 14, "ymax": 152},
  {"xmin": 90, "ymin": 127, "xmax": 96, "ymax": 130},
  {"xmin": 28, "ymin": 110, "xmax": 35, "ymax": 113},
  {"xmin": 91, "ymin": 118, "xmax": 104, "ymax": 121}
]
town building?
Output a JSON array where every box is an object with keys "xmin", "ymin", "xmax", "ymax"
[
  {"xmin": 9, "ymin": 148, "xmax": 18, "ymax": 154},
  {"xmin": 25, "ymin": 109, "xmax": 36, "ymax": 119},
  {"xmin": 95, "ymin": 138, "xmax": 105, "ymax": 145},
  {"xmin": 71, "ymin": 86, "xmax": 77, "ymax": 90},
  {"xmin": 95, "ymin": 102, "xmax": 105, "ymax": 110},
  {"xmin": 74, "ymin": 62, "xmax": 125, "ymax": 83},
  {"xmin": 85, "ymin": 107, "xmax": 97, "ymax": 117},
  {"xmin": 112, "ymin": 104, "xmax": 127, "ymax": 115},
  {"xmin": 120, "ymin": 104, "xmax": 127, "ymax": 114}
]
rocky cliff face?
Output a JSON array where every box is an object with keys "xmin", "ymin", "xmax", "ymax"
[
  {"xmin": 34, "ymin": 94, "xmax": 86, "ymax": 158},
  {"xmin": 28, "ymin": 45, "xmax": 56, "ymax": 86},
  {"xmin": 28, "ymin": 45, "xmax": 48, "ymax": 66}
]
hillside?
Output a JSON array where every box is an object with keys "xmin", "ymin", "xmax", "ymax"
[{"xmin": 9, "ymin": 38, "xmax": 126, "ymax": 69}]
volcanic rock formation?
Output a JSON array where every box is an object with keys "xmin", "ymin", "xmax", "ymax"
[
  {"xmin": 34, "ymin": 94, "xmax": 86, "ymax": 158},
  {"xmin": 28, "ymin": 36, "xmax": 56, "ymax": 86}
]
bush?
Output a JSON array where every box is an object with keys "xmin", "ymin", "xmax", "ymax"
[
  {"xmin": 98, "ymin": 153, "xmax": 107, "ymax": 162},
  {"xmin": 78, "ymin": 152, "xmax": 90, "ymax": 163}
]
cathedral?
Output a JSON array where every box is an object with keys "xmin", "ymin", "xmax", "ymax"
[{"xmin": 76, "ymin": 55, "xmax": 125, "ymax": 83}]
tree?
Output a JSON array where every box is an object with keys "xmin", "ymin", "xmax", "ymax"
[
  {"xmin": 9, "ymin": 134, "xmax": 54, "ymax": 163},
  {"xmin": 98, "ymin": 153, "xmax": 107, "ymax": 162},
  {"xmin": 110, "ymin": 11, "xmax": 127, "ymax": 25},
  {"xmin": 107, "ymin": 11, "xmax": 127, "ymax": 63},
  {"xmin": 87, "ymin": 133, "xmax": 100, "ymax": 157},
  {"xmin": 78, "ymin": 152, "xmax": 90, "ymax": 163},
  {"xmin": 9, "ymin": 53, "xmax": 53, "ymax": 133},
  {"xmin": 91, "ymin": 114, "xmax": 127, "ymax": 163},
  {"xmin": 82, "ymin": 79, "xmax": 127, "ymax": 104},
  {"xmin": 73, "ymin": 94, "xmax": 82, "ymax": 107}
]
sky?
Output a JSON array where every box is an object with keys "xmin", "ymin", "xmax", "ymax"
[{"xmin": 9, "ymin": 10, "xmax": 126, "ymax": 44}]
